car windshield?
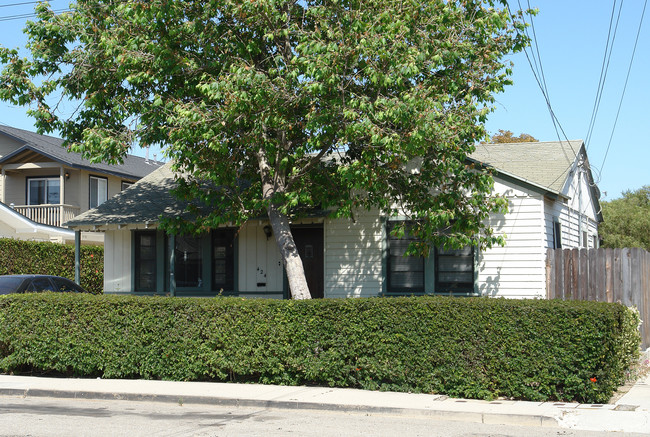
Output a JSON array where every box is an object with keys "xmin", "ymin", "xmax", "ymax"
[{"xmin": 0, "ymin": 277, "xmax": 25, "ymax": 294}]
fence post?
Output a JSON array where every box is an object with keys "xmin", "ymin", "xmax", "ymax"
[{"xmin": 546, "ymin": 248, "xmax": 554, "ymax": 299}]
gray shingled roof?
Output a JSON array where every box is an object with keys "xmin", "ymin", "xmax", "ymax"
[
  {"xmin": 469, "ymin": 140, "xmax": 584, "ymax": 194},
  {"xmin": 65, "ymin": 162, "xmax": 188, "ymax": 228},
  {"xmin": 0, "ymin": 125, "xmax": 162, "ymax": 179},
  {"xmin": 67, "ymin": 140, "xmax": 593, "ymax": 230}
]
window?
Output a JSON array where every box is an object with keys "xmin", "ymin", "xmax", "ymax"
[
  {"xmin": 212, "ymin": 229, "xmax": 236, "ymax": 292},
  {"xmin": 27, "ymin": 277, "xmax": 56, "ymax": 292},
  {"xmin": 135, "ymin": 231, "xmax": 157, "ymax": 292},
  {"xmin": 435, "ymin": 247, "xmax": 475, "ymax": 294},
  {"xmin": 89, "ymin": 176, "xmax": 108, "ymax": 208},
  {"xmin": 386, "ymin": 221, "xmax": 475, "ymax": 295},
  {"xmin": 386, "ymin": 221, "xmax": 425, "ymax": 294},
  {"xmin": 175, "ymin": 235, "xmax": 202, "ymax": 288},
  {"xmin": 121, "ymin": 181, "xmax": 134, "ymax": 191},
  {"xmin": 553, "ymin": 221, "xmax": 562, "ymax": 249},
  {"xmin": 27, "ymin": 177, "xmax": 60, "ymax": 205},
  {"xmin": 582, "ymin": 231, "xmax": 588, "ymax": 248},
  {"xmin": 52, "ymin": 277, "xmax": 86, "ymax": 293}
]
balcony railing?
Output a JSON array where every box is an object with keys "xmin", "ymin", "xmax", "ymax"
[{"xmin": 11, "ymin": 204, "xmax": 81, "ymax": 228}]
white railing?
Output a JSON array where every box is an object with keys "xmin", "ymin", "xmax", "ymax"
[{"xmin": 12, "ymin": 204, "xmax": 81, "ymax": 228}]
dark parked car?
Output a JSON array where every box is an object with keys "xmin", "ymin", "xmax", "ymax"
[{"xmin": 0, "ymin": 275, "xmax": 89, "ymax": 295}]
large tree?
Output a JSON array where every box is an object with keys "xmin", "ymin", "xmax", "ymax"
[
  {"xmin": 600, "ymin": 186, "xmax": 650, "ymax": 250},
  {"xmin": 490, "ymin": 129, "xmax": 538, "ymax": 143},
  {"xmin": 0, "ymin": 0, "xmax": 528, "ymax": 299}
]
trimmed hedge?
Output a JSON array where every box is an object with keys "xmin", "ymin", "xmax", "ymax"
[
  {"xmin": 0, "ymin": 294, "xmax": 640, "ymax": 403},
  {"xmin": 0, "ymin": 238, "xmax": 103, "ymax": 294}
]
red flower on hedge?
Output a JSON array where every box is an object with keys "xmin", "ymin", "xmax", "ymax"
[{"xmin": 590, "ymin": 377, "xmax": 597, "ymax": 383}]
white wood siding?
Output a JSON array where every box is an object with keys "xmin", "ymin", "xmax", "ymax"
[
  {"xmin": 104, "ymin": 229, "xmax": 131, "ymax": 293},
  {"xmin": 478, "ymin": 178, "xmax": 546, "ymax": 299},
  {"xmin": 97, "ymin": 167, "xmax": 601, "ymax": 300},
  {"xmin": 324, "ymin": 209, "xmax": 384, "ymax": 298},
  {"xmin": 547, "ymin": 156, "xmax": 600, "ymax": 250}
]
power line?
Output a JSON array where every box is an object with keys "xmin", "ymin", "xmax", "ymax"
[
  {"xmin": 0, "ymin": 1, "xmax": 48, "ymax": 8},
  {"xmin": 585, "ymin": 0, "xmax": 624, "ymax": 149},
  {"xmin": 599, "ymin": 0, "xmax": 647, "ymax": 175},
  {"xmin": 0, "ymin": 8, "xmax": 69, "ymax": 22},
  {"xmin": 504, "ymin": 1, "xmax": 576, "ymax": 190}
]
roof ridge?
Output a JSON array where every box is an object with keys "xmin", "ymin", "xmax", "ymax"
[{"xmin": 0, "ymin": 125, "xmax": 164, "ymax": 179}]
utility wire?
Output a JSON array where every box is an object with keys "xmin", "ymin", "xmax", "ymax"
[
  {"xmin": 585, "ymin": 0, "xmax": 624, "ymax": 149},
  {"xmin": 0, "ymin": 8, "xmax": 69, "ymax": 22},
  {"xmin": 599, "ymin": 0, "xmax": 647, "ymax": 175},
  {"xmin": 0, "ymin": 1, "xmax": 47, "ymax": 8},
  {"xmin": 505, "ymin": 1, "xmax": 575, "ymax": 191}
]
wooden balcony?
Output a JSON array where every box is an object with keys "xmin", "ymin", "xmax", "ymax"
[{"xmin": 11, "ymin": 204, "xmax": 81, "ymax": 228}]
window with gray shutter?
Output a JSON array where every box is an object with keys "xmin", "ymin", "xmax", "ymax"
[
  {"xmin": 435, "ymin": 246, "xmax": 475, "ymax": 294},
  {"xmin": 386, "ymin": 221, "xmax": 425, "ymax": 294},
  {"xmin": 386, "ymin": 221, "xmax": 476, "ymax": 295},
  {"xmin": 135, "ymin": 231, "xmax": 157, "ymax": 292},
  {"xmin": 212, "ymin": 229, "xmax": 236, "ymax": 292}
]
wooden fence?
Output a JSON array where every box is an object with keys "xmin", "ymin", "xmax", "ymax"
[{"xmin": 546, "ymin": 248, "xmax": 650, "ymax": 349}]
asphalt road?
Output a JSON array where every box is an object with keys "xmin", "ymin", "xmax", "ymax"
[{"xmin": 1, "ymin": 395, "xmax": 647, "ymax": 437}]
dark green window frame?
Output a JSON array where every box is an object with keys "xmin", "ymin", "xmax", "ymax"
[
  {"xmin": 434, "ymin": 246, "xmax": 475, "ymax": 295},
  {"xmin": 212, "ymin": 228, "xmax": 236, "ymax": 292},
  {"xmin": 386, "ymin": 221, "xmax": 425, "ymax": 295},
  {"xmin": 386, "ymin": 220, "xmax": 476, "ymax": 295},
  {"xmin": 134, "ymin": 230, "xmax": 157, "ymax": 292}
]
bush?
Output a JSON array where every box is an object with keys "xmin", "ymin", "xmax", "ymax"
[
  {"xmin": 0, "ymin": 294, "xmax": 640, "ymax": 403},
  {"xmin": 0, "ymin": 238, "xmax": 103, "ymax": 294}
]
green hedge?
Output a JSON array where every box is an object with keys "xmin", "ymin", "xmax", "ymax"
[
  {"xmin": 0, "ymin": 238, "xmax": 103, "ymax": 294},
  {"xmin": 0, "ymin": 294, "xmax": 640, "ymax": 403}
]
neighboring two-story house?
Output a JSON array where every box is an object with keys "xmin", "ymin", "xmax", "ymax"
[{"xmin": 0, "ymin": 125, "xmax": 162, "ymax": 244}]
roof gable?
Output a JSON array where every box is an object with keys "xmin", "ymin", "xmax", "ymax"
[
  {"xmin": 65, "ymin": 163, "xmax": 188, "ymax": 228},
  {"xmin": 470, "ymin": 140, "xmax": 584, "ymax": 194},
  {"xmin": 0, "ymin": 125, "xmax": 163, "ymax": 179}
]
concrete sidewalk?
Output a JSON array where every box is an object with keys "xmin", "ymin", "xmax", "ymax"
[{"xmin": 1, "ymin": 371, "xmax": 649, "ymax": 434}]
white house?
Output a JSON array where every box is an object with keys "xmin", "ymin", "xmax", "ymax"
[{"xmin": 66, "ymin": 140, "xmax": 601, "ymax": 298}]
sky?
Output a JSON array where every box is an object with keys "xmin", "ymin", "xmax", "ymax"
[{"xmin": 0, "ymin": 1, "xmax": 648, "ymax": 200}]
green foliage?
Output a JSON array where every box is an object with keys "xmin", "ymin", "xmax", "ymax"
[
  {"xmin": 489, "ymin": 129, "xmax": 538, "ymax": 143},
  {"xmin": 0, "ymin": 0, "xmax": 531, "ymax": 254},
  {"xmin": 0, "ymin": 295, "xmax": 639, "ymax": 403},
  {"xmin": 600, "ymin": 186, "xmax": 650, "ymax": 250},
  {"xmin": 0, "ymin": 238, "xmax": 103, "ymax": 294}
]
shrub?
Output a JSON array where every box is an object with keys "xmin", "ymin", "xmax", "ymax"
[
  {"xmin": 0, "ymin": 238, "xmax": 103, "ymax": 294},
  {"xmin": 0, "ymin": 294, "xmax": 640, "ymax": 403}
]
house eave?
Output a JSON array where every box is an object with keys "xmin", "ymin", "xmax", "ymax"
[
  {"xmin": 66, "ymin": 221, "xmax": 160, "ymax": 232},
  {"xmin": 0, "ymin": 144, "xmax": 154, "ymax": 180}
]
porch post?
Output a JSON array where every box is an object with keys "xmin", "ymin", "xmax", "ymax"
[
  {"xmin": 168, "ymin": 234, "xmax": 176, "ymax": 296},
  {"xmin": 1, "ymin": 167, "xmax": 5, "ymax": 203},
  {"xmin": 74, "ymin": 230, "xmax": 81, "ymax": 285},
  {"xmin": 59, "ymin": 167, "xmax": 66, "ymax": 227}
]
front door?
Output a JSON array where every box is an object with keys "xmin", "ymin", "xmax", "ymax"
[{"xmin": 291, "ymin": 227, "xmax": 324, "ymax": 298}]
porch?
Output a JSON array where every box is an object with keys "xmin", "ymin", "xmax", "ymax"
[{"xmin": 10, "ymin": 203, "xmax": 80, "ymax": 228}]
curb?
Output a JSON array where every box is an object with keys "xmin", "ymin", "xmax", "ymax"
[{"xmin": 0, "ymin": 387, "xmax": 560, "ymax": 428}]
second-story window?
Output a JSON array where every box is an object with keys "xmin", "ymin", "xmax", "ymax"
[
  {"xmin": 89, "ymin": 176, "xmax": 108, "ymax": 208},
  {"xmin": 27, "ymin": 177, "xmax": 60, "ymax": 205}
]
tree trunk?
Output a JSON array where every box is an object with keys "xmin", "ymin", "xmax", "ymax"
[{"xmin": 257, "ymin": 148, "xmax": 312, "ymax": 299}]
